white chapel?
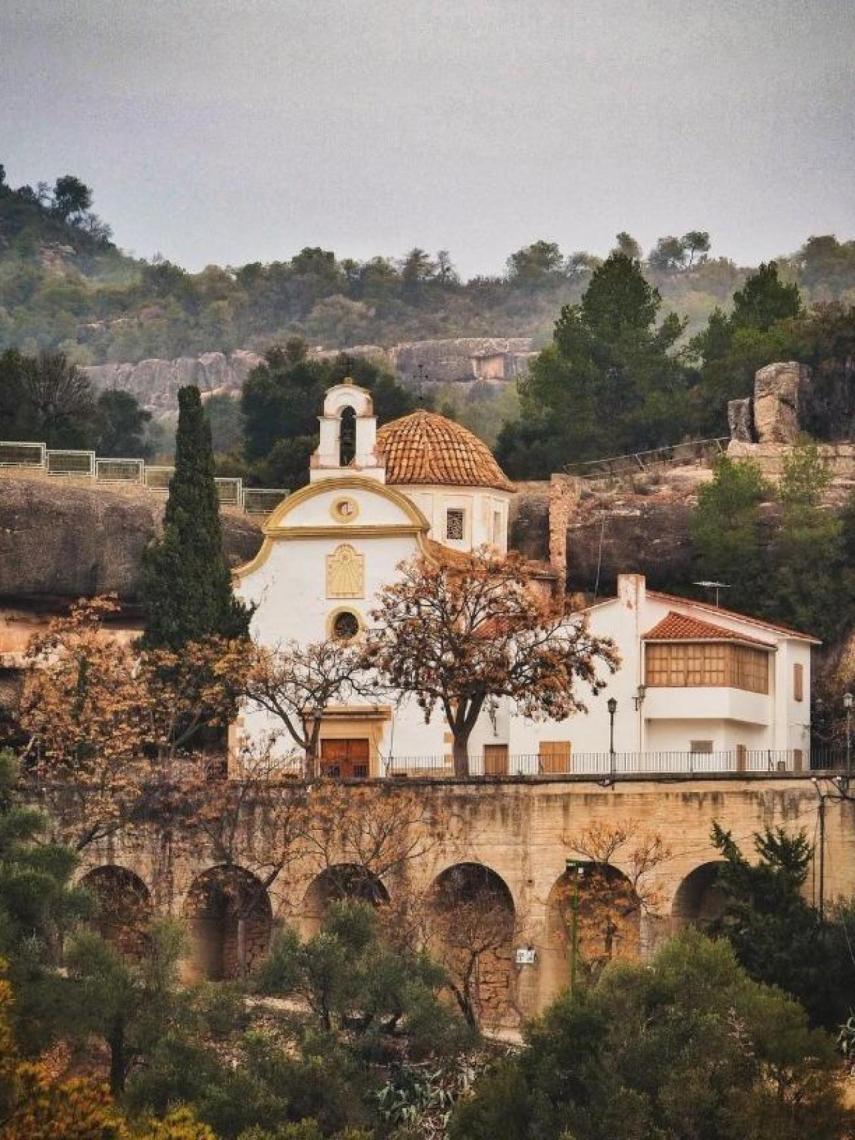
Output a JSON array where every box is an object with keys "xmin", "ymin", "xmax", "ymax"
[{"xmin": 234, "ymin": 381, "xmax": 815, "ymax": 778}]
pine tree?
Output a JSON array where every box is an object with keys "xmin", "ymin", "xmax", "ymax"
[{"xmin": 140, "ymin": 386, "xmax": 250, "ymax": 649}]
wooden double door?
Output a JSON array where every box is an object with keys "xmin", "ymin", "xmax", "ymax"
[{"xmin": 321, "ymin": 738, "xmax": 370, "ymax": 779}]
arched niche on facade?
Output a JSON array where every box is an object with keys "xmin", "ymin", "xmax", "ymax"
[
  {"xmin": 301, "ymin": 863, "xmax": 390, "ymax": 936},
  {"xmin": 79, "ymin": 865, "xmax": 152, "ymax": 959},
  {"xmin": 671, "ymin": 861, "xmax": 727, "ymax": 928},
  {"xmin": 182, "ymin": 864, "xmax": 273, "ymax": 981},
  {"xmin": 427, "ymin": 862, "xmax": 517, "ymax": 1027},
  {"xmin": 542, "ymin": 862, "xmax": 642, "ymax": 1003}
]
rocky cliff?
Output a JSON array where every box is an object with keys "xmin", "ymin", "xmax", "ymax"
[
  {"xmin": 83, "ymin": 337, "xmax": 535, "ymax": 417},
  {"xmin": 511, "ymin": 469, "xmax": 713, "ymax": 595},
  {"xmin": 0, "ymin": 475, "xmax": 262, "ymax": 605},
  {"xmin": 83, "ymin": 351, "xmax": 264, "ymax": 414}
]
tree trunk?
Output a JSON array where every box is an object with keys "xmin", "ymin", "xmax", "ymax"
[
  {"xmin": 452, "ymin": 734, "xmax": 471, "ymax": 778},
  {"xmin": 108, "ymin": 1017, "xmax": 126, "ymax": 1095},
  {"xmin": 305, "ymin": 743, "xmax": 318, "ymax": 781}
]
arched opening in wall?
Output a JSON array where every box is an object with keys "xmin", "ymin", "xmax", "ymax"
[
  {"xmin": 672, "ymin": 862, "xmax": 727, "ymax": 928},
  {"xmin": 543, "ymin": 863, "xmax": 642, "ymax": 1000},
  {"xmin": 302, "ymin": 863, "xmax": 389, "ymax": 936},
  {"xmin": 427, "ymin": 862, "xmax": 516, "ymax": 1029},
  {"xmin": 80, "ymin": 865, "xmax": 151, "ymax": 959},
  {"xmin": 182, "ymin": 865, "xmax": 272, "ymax": 981},
  {"xmin": 339, "ymin": 405, "xmax": 357, "ymax": 466}
]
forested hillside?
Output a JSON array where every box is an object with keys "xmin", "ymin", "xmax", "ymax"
[{"xmin": 2, "ymin": 166, "xmax": 855, "ymax": 369}]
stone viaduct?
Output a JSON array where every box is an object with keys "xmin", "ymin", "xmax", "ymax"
[{"xmin": 73, "ymin": 772, "xmax": 855, "ymax": 1025}]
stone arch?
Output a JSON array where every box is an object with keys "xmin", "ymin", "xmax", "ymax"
[
  {"xmin": 339, "ymin": 404, "xmax": 357, "ymax": 466},
  {"xmin": 427, "ymin": 862, "xmax": 517, "ymax": 1028},
  {"xmin": 182, "ymin": 865, "xmax": 273, "ymax": 980},
  {"xmin": 672, "ymin": 861, "xmax": 727, "ymax": 928},
  {"xmin": 79, "ymin": 865, "xmax": 152, "ymax": 958},
  {"xmin": 301, "ymin": 863, "xmax": 390, "ymax": 936},
  {"xmin": 542, "ymin": 862, "xmax": 642, "ymax": 1002}
]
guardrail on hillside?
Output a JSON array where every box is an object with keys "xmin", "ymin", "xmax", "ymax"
[
  {"xmin": 0, "ymin": 440, "xmax": 289, "ymax": 519},
  {"xmin": 566, "ymin": 437, "xmax": 729, "ymax": 480}
]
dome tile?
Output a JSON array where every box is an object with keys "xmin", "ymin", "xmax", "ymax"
[{"xmin": 376, "ymin": 410, "xmax": 514, "ymax": 492}]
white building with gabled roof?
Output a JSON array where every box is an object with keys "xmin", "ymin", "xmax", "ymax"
[{"xmin": 234, "ymin": 381, "xmax": 818, "ymax": 779}]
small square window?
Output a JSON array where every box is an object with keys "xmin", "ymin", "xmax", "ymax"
[
  {"xmin": 446, "ymin": 508, "xmax": 465, "ymax": 541},
  {"xmin": 690, "ymin": 740, "xmax": 713, "ymax": 754}
]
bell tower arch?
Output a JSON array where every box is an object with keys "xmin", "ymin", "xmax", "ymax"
[{"xmin": 310, "ymin": 380, "xmax": 386, "ymax": 483}]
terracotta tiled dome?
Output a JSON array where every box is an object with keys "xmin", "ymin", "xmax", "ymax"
[{"xmin": 376, "ymin": 410, "xmax": 514, "ymax": 492}]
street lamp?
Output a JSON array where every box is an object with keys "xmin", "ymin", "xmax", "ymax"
[
  {"xmin": 844, "ymin": 692, "xmax": 854, "ymax": 779},
  {"xmin": 607, "ymin": 697, "xmax": 618, "ymax": 782}
]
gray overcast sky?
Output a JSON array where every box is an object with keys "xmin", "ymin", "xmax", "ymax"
[{"xmin": 2, "ymin": 0, "xmax": 853, "ymax": 276}]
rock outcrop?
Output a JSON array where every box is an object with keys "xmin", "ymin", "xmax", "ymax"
[
  {"xmin": 83, "ymin": 338, "xmax": 535, "ymax": 417},
  {"xmin": 727, "ymin": 398, "xmax": 753, "ymax": 444},
  {"xmin": 727, "ymin": 361, "xmax": 812, "ymax": 446},
  {"xmin": 83, "ymin": 351, "xmax": 264, "ymax": 414},
  {"xmin": 388, "ymin": 338, "xmax": 535, "ymax": 386},
  {"xmin": 0, "ymin": 476, "xmax": 262, "ymax": 605},
  {"xmin": 753, "ymin": 362, "xmax": 811, "ymax": 444}
]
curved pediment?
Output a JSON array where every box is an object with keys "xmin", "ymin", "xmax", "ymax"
[{"xmin": 233, "ymin": 476, "xmax": 430, "ymax": 580}]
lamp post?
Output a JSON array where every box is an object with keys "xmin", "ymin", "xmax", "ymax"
[
  {"xmin": 607, "ymin": 697, "xmax": 618, "ymax": 782},
  {"xmin": 565, "ymin": 859, "xmax": 586, "ymax": 992},
  {"xmin": 845, "ymin": 692, "xmax": 854, "ymax": 780}
]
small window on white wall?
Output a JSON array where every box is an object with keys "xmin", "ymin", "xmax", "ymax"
[
  {"xmin": 690, "ymin": 740, "xmax": 713, "ymax": 754},
  {"xmin": 493, "ymin": 509, "xmax": 502, "ymax": 543},
  {"xmin": 446, "ymin": 508, "xmax": 465, "ymax": 541}
]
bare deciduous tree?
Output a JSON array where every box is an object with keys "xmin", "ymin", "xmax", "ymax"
[{"xmin": 365, "ymin": 549, "xmax": 618, "ymax": 776}]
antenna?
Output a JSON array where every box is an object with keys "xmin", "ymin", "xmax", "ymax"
[{"xmin": 693, "ymin": 580, "xmax": 730, "ymax": 608}]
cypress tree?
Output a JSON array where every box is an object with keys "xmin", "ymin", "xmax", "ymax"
[{"xmin": 140, "ymin": 385, "xmax": 250, "ymax": 648}]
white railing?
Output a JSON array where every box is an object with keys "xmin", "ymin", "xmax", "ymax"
[
  {"xmin": 244, "ymin": 487, "xmax": 290, "ymax": 516},
  {"xmin": 46, "ymin": 449, "xmax": 96, "ymax": 477},
  {"xmin": 0, "ymin": 441, "xmax": 45, "ymax": 468},
  {"xmin": 95, "ymin": 457, "xmax": 145, "ymax": 484},
  {"xmin": 0, "ymin": 439, "xmax": 289, "ymax": 518}
]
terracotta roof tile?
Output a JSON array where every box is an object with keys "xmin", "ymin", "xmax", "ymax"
[
  {"xmin": 376, "ymin": 410, "xmax": 514, "ymax": 492},
  {"xmin": 644, "ymin": 611, "xmax": 774, "ymax": 648},
  {"xmin": 646, "ymin": 590, "xmax": 821, "ymax": 644}
]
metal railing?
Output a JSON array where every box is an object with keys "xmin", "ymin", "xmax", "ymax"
[
  {"xmin": 380, "ymin": 747, "xmax": 848, "ymax": 780},
  {"xmin": 566, "ymin": 437, "xmax": 729, "ymax": 480},
  {"xmin": 0, "ymin": 439, "xmax": 289, "ymax": 518}
]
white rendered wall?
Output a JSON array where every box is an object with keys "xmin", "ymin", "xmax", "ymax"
[{"xmin": 401, "ymin": 485, "xmax": 510, "ymax": 553}]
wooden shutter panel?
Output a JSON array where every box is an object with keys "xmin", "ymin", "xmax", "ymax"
[{"xmin": 539, "ymin": 741, "xmax": 572, "ymax": 774}]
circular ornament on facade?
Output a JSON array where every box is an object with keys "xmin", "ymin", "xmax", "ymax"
[
  {"xmin": 331, "ymin": 610, "xmax": 361, "ymax": 641},
  {"xmin": 331, "ymin": 496, "xmax": 359, "ymax": 523}
]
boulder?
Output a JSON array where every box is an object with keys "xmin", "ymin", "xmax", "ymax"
[
  {"xmin": 753, "ymin": 362, "xmax": 811, "ymax": 444},
  {"xmin": 728, "ymin": 397, "xmax": 754, "ymax": 443},
  {"xmin": 0, "ymin": 476, "xmax": 262, "ymax": 605}
]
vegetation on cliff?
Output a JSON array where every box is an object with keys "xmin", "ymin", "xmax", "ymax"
[{"xmin": 3, "ymin": 168, "xmax": 855, "ymax": 384}]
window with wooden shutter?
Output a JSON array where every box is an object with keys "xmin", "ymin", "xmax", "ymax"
[
  {"xmin": 539, "ymin": 741, "xmax": 572, "ymax": 774},
  {"xmin": 794, "ymin": 663, "xmax": 804, "ymax": 702}
]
